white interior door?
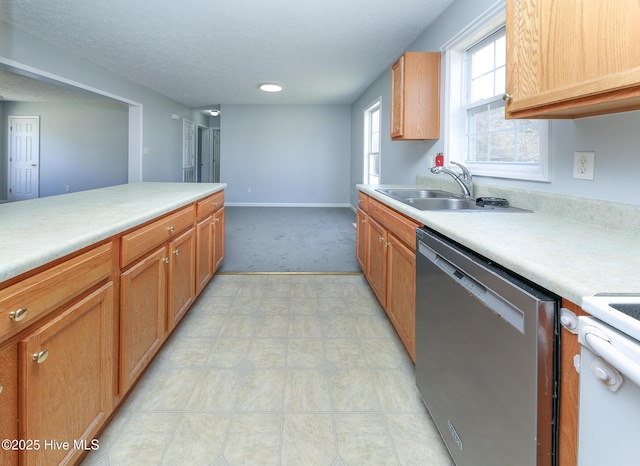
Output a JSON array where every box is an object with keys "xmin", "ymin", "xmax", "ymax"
[
  {"xmin": 8, "ymin": 116, "xmax": 40, "ymax": 201},
  {"xmin": 182, "ymin": 118, "xmax": 195, "ymax": 183}
]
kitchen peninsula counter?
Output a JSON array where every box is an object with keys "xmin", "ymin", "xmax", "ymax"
[
  {"xmin": 0, "ymin": 182, "xmax": 226, "ymax": 284},
  {"xmin": 358, "ymin": 184, "xmax": 640, "ymax": 304}
]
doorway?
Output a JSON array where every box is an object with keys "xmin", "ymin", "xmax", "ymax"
[
  {"xmin": 8, "ymin": 115, "xmax": 40, "ymax": 201},
  {"xmin": 197, "ymin": 127, "xmax": 220, "ymax": 183}
]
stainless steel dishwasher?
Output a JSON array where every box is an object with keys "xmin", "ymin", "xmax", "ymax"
[{"xmin": 415, "ymin": 227, "xmax": 559, "ymax": 466}]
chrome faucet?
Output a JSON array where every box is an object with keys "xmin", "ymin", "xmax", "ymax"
[{"xmin": 431, "ymin": 161, "xmax": 474, "ymax": 198}]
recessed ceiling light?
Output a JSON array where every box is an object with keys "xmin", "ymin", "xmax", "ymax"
[
  {"xmin": 209, "ymin": 109, "xmax": 220, "ymax": 116},
  {"xmin": 259, "ymin": 83, "xmax": 283, "ymax": 93}
]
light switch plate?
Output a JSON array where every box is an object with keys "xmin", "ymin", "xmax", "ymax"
[{"xmin": 573, "ymin": 151, "xmax": 595, "ymax": 180}]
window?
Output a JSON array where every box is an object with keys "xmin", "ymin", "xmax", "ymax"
[
  {"xmin": 443, "ymin": 6, "xmax": 549, "ymax": 181},
  {"xmin": 364, "ymin": 98, "xmax": 381, "ymax": 184}
]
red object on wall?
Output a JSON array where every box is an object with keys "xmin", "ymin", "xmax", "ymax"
[{"xmin": 435, "ymin": 153, "xmax": 444, "ymax": 166}]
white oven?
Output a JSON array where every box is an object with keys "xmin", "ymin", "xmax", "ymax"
[{"xmin": 578, "ymin": 296, "xmax": 640, "ymax": 466}]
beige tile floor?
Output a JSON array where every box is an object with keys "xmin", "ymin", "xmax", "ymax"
[{"xmin": 81, "ymin": 273, "xmax": 453, "ymax": 466}]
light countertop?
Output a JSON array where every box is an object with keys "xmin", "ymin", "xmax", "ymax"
[
  {"xmin": 358, "ymin": 184, "xmax": 640, "ymax": 305},
  {"xmin": 0, "ymin": 182, "xmax": 226, "ymax": 283}
]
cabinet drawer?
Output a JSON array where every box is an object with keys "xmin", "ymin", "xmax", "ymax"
[
  {"xmin": 196, "ymin": 191, "xmax": 224, "ymax": 220},
  {"xmin": 369, "ymin": 198, "xmax": 421, "ymax": 248},
  {"xmin": 357, "ymin": 192, "xmax": 369, "ymax": 213},
  {"xmin": 0, "ymin": 243, "xmax": 112, "ymax": 341},
  {"xmin": 121, "ymin": 206, "xmax": 195, "ymax": 267}
]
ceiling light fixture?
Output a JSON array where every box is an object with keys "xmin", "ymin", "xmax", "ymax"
[
  {"xmin": 259, "ymin": 83, "xmax": 283, "ymax": 93},
  {"xmin": 209, "ymin": 109, "xmax": 220, "ymax": 116}
]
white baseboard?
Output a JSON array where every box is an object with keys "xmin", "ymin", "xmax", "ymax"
[{"xmin": 225, "ymin": 202, "xmax": 352, "ymax": 208}]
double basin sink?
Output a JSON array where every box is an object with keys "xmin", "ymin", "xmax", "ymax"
[{"xmin": 376, "ymin": 188, "xmax": 526, "ymax": 212}]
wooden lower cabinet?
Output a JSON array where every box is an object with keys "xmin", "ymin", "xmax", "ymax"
[
  {"xmin": 213, "ymin": 208, "xmax": 225, "ymax": 272},
  {"xmin": 0, "ymin": 342, "xmax": 18, "ymax": 466},
  {"xmin": 196, "ymin": 215, "xmax": 215, "ymax": 294},
  {"xmin": 167, "ymin": 228, "xmax": 196, "ymax": 332},
  {"xmin": 195, "ymin": 207, "xmax": 225, "ymax": 295},
  {"xmin": 358, "ymin": 194, "xmax": 421, "ymax": 361},
  {"xmin": 356, "ymin": 208, "xmax": 367, "ymax": 272},
  {"xmin": 19, "ymin": 283, "xmax": 115, "ymax": 466},
  {"xmin": 0, "ymin": 189, "xmax": 225, "ymax": 466},
  {"xmin": 120, "ymin": 247, "xmax": 167, "ymax": 394},
  {"xmin": 366, "ymin": 217, "xmax": 388, "ymax": 308},
  {"xmin": 387, "ymin": 233, "xmax": 416, "ymax": 360}
]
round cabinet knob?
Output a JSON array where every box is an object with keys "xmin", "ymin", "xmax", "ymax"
[
  {"xmin": 173, "ymin": 249, "xmax": 180, "ymax": 256},
  {"xmin": 163, "ymin": 257, "xmax": 170, "ymax": 264},
  {"xmin": 502, "ymin": 93, "xmax": 512, "ymax": 102},
  {"xmin": 168, "ymin": 226, "xmax": 175, "ymax": 232},
  {"xmin": 32, "ymin": 349, "xmax": 49, "ymax": 364},
  {"xmin": 9, "ymin": 307, "xmax": 28, "ymax": 321}
]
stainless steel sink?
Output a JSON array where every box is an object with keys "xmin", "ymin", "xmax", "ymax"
[
  {"xmin": 375, "ymin": 188, "xmax": 529, "ymax": 212},
  {"xmin": 375, "ymin": 188, "xmax": 460, "ymax": 201},
  {"xmin": 406, "ymin": 197, "xmax": 484, "ymax": 210}
]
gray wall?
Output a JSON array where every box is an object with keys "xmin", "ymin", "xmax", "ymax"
[
  {"xmin": 221, "ymin": 104, "xmax": 351, "ymax": 205},
  {"xmin": 350, "ymin": 0, "xmax": 640, "ymax": 207},
  {"xmin": 2, "ymin": 100, "xmax": 128, "ymax": 197}
]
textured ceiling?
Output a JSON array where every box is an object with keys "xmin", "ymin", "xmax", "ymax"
[{"xmin": 0, "ymin": 0, "xmax": 453, "ymax": 107}]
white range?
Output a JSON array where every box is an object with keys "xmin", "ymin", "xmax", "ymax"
[{"xmin": 578, "ymin": 295, "xmax": 640, "ymax": 466}]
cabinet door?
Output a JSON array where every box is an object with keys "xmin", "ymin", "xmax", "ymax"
[
  {"xmin": 505, "ymin": 0, "xmax": 640, "ymax": 119},
  {"xmin": 213, "ymin": 207, "xmax": 225, "ymax": 272},
  {"xmin": 386, "ymin": 234, "xmax": 416, "ymax": 361},
  {"xmin": 356, "ymin": 208, "xmax": 368, "ymax": 272},
  {"xmin": 0, "ymin": 342, "xmax": 18, "ymax": 466},
  {"xmin": 390, "ymin": 52, "xmax": 440, "ymax": 140},
  {"xmin": 195, "ymin": 215, "xmax": 214, "ymax": 295},
  {"xmin": 366, "ymin": 217, "xmax": 387, "ymax": 308},
  {"xmin": 390, "ymin": 55, "xmax": 405, "ymax": 139},
  {"xmin": 120, "ymin": 247, "xmax": 166, "ymax": 393},
  {"xmin": 168, "ymin": 228, "xmax": 196, "ymax": 331},
  {"xmin": 20, "ymin": 283, "xmax": 115, "ymax": 466}
]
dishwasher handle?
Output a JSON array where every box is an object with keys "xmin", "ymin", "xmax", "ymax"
[
  {"xmin": 418, "ymin": 240, "xmax": 525, "ymax": 334},
  {"xmin": 582, "ymin": 325, "xmax": 640, "ymax": 388}
]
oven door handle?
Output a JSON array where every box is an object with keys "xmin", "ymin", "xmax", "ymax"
[{"xmin": 584, "ymin": 328, "xmax": 640, "ymax": 388}]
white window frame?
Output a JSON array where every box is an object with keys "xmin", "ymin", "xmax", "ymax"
[
  {"xmin": 442, "ymin": 2, "xmax": 550, "ymax": 182},
  {"xmin": 363, "ymin": 97, "xmax": 382, "ymax": 184}
]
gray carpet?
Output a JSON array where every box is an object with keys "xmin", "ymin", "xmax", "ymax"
[{"xmin": 219, "ymin": 206, "xmax": 360, "ymax": 273}]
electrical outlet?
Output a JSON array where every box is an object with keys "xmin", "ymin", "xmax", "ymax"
[
  {"xmin": 573, "ymin": 151, "xmax": 595, "ymax": 180},
  {"xmin": 247, "ymin": 187, "xmax": 251, "ymax": 193},
  {"xmin": 65, "ymin": 185, "xmax": 70, "ymax": 192}
]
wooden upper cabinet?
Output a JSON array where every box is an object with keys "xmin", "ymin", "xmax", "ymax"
[
  {"xmin": 390, "ymin": 52, "xmax": 441, "ymax": 140},
  {"xmin": 505, "ymin": 0, "xmax": 640, "ymax": 119}
]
